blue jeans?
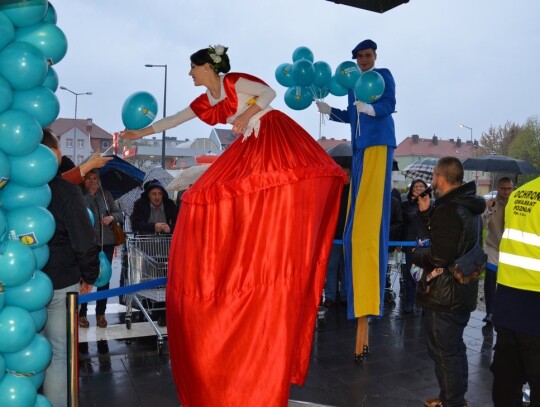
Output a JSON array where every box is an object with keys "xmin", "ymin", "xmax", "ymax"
[
  {"xmin": 43, "ymin": 282, "xmax": 80, "ymax": 407},
  {"xmin": 423, "ymin": 308, "xmax": 470, "ymax": 407},
  {"xmin": 324, "ymin": 243, "xmax": 345, "ymax": 302}
]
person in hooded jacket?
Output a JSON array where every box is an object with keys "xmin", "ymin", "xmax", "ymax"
[
  {"xmin": 401, "ymin": 178, "xmax": 431, "ymax": 313},
  {"xmin": 413, "ymin": 157, "xmax": 486, "ymax": 407},
  {"xmin": 130, "ymin": 179, "xmax": 179, "ymax": 235}
]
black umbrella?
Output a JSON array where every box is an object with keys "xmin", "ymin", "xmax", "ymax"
[
  {"xmin": 325, "ymin": 0, "xmax": 409, "ymax": 13},
  {"xmin": 98, "ymin": 155, "xmax": 145, "ymax": 200},
  {"xmin": 326, "ymin": 143, "xmax": 399, "ymax": 171},
  {"xmin": 461, "ymin": 155, "xmax": 539, "ymax": 175}
]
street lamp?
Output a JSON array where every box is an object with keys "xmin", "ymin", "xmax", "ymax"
[
  {"xmin": 60, "ymin": 86, "xmax": 92, "ymax": 163},
  {"xmin": 145, "ymin": 64, "xmax": 167, "ymax": 168},
  {"xmin": 459, "ymin": 124, "xmax": 473, "ymax": 142}
]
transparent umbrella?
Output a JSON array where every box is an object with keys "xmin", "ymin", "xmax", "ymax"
[{"xmin": 401, "ymin": 158, "xmax": 437, "ymax": 184}]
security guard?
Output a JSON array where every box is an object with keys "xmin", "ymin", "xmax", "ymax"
[{"xmin": 491, "ymin": 176, "xmax": 540, "ymax": 406}]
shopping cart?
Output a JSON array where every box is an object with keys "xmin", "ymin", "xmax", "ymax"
[
  {"xmin": 384, "ymin": 249, "xmax": 405, "ymax": 305},
  {"xmin": 125, "ymin": 234, "xmax": 171, "ymax": 354}
]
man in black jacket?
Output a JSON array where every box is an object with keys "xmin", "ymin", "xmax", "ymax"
[
  {"xmin": 413, "ymin": 157, "xmax": 486, "ymax": 407},
  {"xmin": 130, "ymin": 179, "xmax": 178, "ymax": 234},
  {"xmin": 41, "ymin": 128, "xmax": 100, "ymax": 407}
]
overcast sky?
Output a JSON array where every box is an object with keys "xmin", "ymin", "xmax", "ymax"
[{"xmin": 50, "ymin": 0, "xmax": 540, "ymax": 146}]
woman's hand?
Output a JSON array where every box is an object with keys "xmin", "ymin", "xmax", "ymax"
[
  {"xmin": 102, "ymin": 215, "xmax": 114, "ymax": 226},
  {"xmin": 230, "ymin": 114, "xmax": 249, "ymax": 136}
]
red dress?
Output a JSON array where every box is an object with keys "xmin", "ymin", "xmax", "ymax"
[{"xmin": 166, "ymin": 73, "xmax": 346, "ymax": 406}]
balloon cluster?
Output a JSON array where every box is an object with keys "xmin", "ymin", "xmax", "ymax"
[
  {"xmin": 0, "ymin": 1, "xmax": 67, "ymax": 406},
  {"xmin": 275, "ymin": 46, "xmax": 386, "ymax": 111}
]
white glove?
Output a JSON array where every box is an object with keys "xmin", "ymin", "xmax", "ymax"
[
  {"xmin": 354, "ymin": 101, "xmax": 369, "ymax": 113},
  {"xmin": 316, "ymin": 101, "xmax": 332, "ymax": 115}
]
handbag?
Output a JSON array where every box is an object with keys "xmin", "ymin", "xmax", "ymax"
[
  {"xmin": 450, "ymin": 217, "xmax": 487, "ymax": 284},
  {"xmin": 112, "ymin": 221, "xmax": 126, "ymax": 246}
]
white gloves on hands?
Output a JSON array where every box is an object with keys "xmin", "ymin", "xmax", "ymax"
[
  {"xmin": 354, "ymin": 101, "xmax": 369, "ymax": 114},
  {"xmin": 316, "ymin": 101, "xmax": 332, "ymax": 115}
]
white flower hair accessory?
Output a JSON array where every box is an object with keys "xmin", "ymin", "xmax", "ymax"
[{"xmin": 208, "ymin": 44, "xmax": 228, "ymax": 71}]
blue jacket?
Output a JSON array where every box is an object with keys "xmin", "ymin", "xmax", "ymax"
[{"xmin": 330, "ymin": 68, "xmax": 396, "ymax": 150}]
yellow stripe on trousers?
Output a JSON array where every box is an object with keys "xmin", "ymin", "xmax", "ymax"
[{"xmin": 352, "ymin": 146, "xmax": 387, "ymax": 317}]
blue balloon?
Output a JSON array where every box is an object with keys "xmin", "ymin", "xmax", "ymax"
[
  {"xmin": 0, "ymin": 109, "xmax": 43, "ymax": 156},
  {"xmin": 291, "ymin": 59, "xmax": 315, "ymax": 87},
  {"xmin": 12, "ymin": 86, "xmax": 60, "ymax": 126},
  {"xmin": 0, "ymin": 373, "xmax": 37, "ymax": 407},
  {"xmin": 0, "ymin": 75, "xmax": 13, "ymax": 115},
  {"xmin": 29, "ymin": 307, "xmax": 47, "ymax": 332},
  {"xmin": 284, "ymin": 86, "xmax": 313, "ymax": 111},
  {"xmin": 0, "ymin": 41, "xmax": 48, "ymax": 90},
  {"xmin": 0, "ymin": 11, "xmax": 15, "ymax": 50},
  {"xmin": 0, "ymin": 290, "xmax": 4, "ymax": 313},
  {"xmin": 0, "ymin": 0, "xmax": 48, "ymax": 27},
  {"xmin": 41, "ymin": 2, "xmax": 56, "ymax": 24},
  {"xmin": 0, "ymin": 239, "xmax": 36, "ymax": 287},
  {"xmin": 87, "ymin": 207, "xmax": 95, "ymax": 226},
  {"xmin": 313, "ymin": 61, "xmax": 332, "ymax": 87},
  {"xmin": 335, "ymin": 61, "xmax": 361, "ymax": 90},
  {"xmin": 15, "ymin": 22, "xmax": 68, "ymax": 65},
  {"xmin": 0, "ymin": 353, "xmax": 4, "ymax": 382},
  {"xmin": 0, "ymin": 149, "xmax": 10, "ymax": 189},
  {"xmin": 329, "ymin": 75, "xmax": 348, "ymax": 97},
  {"xmin": 354, "ymin": 70, "xmax": 385, "ymax": 103},
  {"xmin": 0, "ymin": 305, "xmax": 36, "ymax": 353},
  {"xmin": 31, "ymin": 244, "xmax": 49, "ymax": 269},
  {"xmin": 0, "ymin": 182, "xmax": 51, "ymax": 211},
  {"xmin": 8, "ymin": 144, "xmax": 57, "ymax": 187},
  {"xmin": 292, "ymin": 46, "xmax": 314, "ymax": 63},
  {"xmin": 5, "ymin": 270, "xmax": 53, "ymax": 312},
  {"xmin": 94, "ymin": 251, "xmax": 112, "ymax": 288},
  {"xmin": 41, "ymin": 66, "xmax": 58, "ymax": 91},
  {"xmin": 121, "ymin": 91, "xmax": 158, "ymax": 130},
  {"xmin": 0, "ymin": 208, "xmax": 6, "ymax": 242},
  {"xmin": 34, "ymin": 394, "xmax": 52, "ymax": 407},
  {"xmin": 6, "ymin": 205, "xmax": 56, "ymax": 248},
  {"xmin": 8, "ymin": 370, "xmax": 44, "ymax": 390},
  {"xmin": 4, "ymin": 333, "xmax": 52, "ymax": 374},
  {"xmin": 274, "ymin": 63, "xmax": 295, "ymax": 87}
]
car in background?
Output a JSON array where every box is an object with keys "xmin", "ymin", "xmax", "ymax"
[{"xmin": 483, "ymin": 190, "xmax": 497, "ymax": 200}]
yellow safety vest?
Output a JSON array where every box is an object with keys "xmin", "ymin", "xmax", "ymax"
[{"xmin": 498, "ymin": 176, "xmax": 540, "ymax": 292}]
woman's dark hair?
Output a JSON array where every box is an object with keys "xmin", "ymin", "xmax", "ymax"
[{"xmin": 190, "ymin": 47, "xmax": 231, "ymax": 74}]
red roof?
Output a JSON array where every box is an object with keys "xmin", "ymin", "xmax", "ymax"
[
  {"xmin": 317, "ymin": 137, "xmax": 350, "ymax": 152},
  {"xmin": 395, "ymin": 135, "xmax": 479, "ymax": 160}
]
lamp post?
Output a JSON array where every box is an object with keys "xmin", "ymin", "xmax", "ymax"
[
  {"xmin": 60, "ymin": 86, "xmax": 92, "ymax": 163},
  {"xmin": 145, "ymin": 64, "xmax": 167, "ymax": 168},
  {"xmin": 459, "ymin": 124, "xmax": 473, "ymax": 142}
]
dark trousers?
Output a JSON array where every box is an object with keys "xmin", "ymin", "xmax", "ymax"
[
  {"xmin": 403, "ymin": 249, "xmax": 417, "ymax": 307},
  {"xmin": 423, "ymin": 308, "xmax": 470, "ymax": 407},
  {"xmin": 80, "ymin": 244, "xmax": 115, "ymax": 317},
  {"xmin": 484, "ymin": 267, "xmax": 497, "ymax": 315},
  {"xmin": 491, "ymin": 325, "xmax": 540, "ymax": 407}
]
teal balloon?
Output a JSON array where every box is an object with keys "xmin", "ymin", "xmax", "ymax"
[
  {"xmin": 0, "ymin": 75, "xmax": 13, "ymax": 115},
  {"xmin": 8, "ymin": 370, "xmax": 44, "ymax": 391},
  {"xmin": 0, "ymin": 109, "xmax": 43, "ymax": 156},
  {"xmin": 354, "ymin": 70, "xmax": 385, "ymax": 103},
  {"xmin": 0, "ymin": 208, "xmax": 6, "ymax": 242},
  {"xmin": 87, "ymin": 207, "xmax": 95, "ymax": 226},
  {"xmin": 41, "ymin": 2, "xmax": 56, "ymax": 24},
  {"xmin": 5, "ymin": 270, "xmax": 53, "ymax": 312},
  {"xmin": 292, "ymin": 46, "xmax": 314, "ymax": 63},
  {"xmin": 335, "ymin": 61, "xmax": 361, "ymax": 90},
  {"xmin": 0, "ymin": 239, "xmax": 36, "ymax": 287},
  {"xmin": 31, "ymin": 244, "xmax": 49, "ymax": 269},
  {"xmin": 6, "ymin": 205, "xmax": 56, "ymax": 248},
  {"xmin": 122, "ymin": 91, "xmax": 158, "ymax": 130},
  {"xmin": 0, "ymin": 290, "xmax": 4, "ymax": 313},
  {"xmin": 12, "ymin": 86, "xmax": 59, "ymax": 126},
  {"xmin": 311, "ymin": 85, "xmax": 330, "ymax": 100},
  {"xmin": 15, "ymin": 22, "xmax": 68, "ymax": 65},
  {"xmin": 291, "ymin": 59, "xmax": 315, "ymax": 87},
  {"xmin": 0, "ymin": 305, "xmax": 36, "ymax": 353},
  {"xmin": 41, "ymin": 65, "xmax": 57, "ymax": 91},
  {"xmin": 274, "ymin": 63, "xmax": 295, "ymax": 87},
  {"xmin": 0, "ymin": 0, "xmax": 48, "ymax": 28},
  {"xmin": 0, "ymin": 182, "xmax": 51, "ymax": 211},
  {"xmin": 0, "ymin": 11, "xmax": 15, "ymax": 50},
  {"xmin": 34, "ymin": 394, "xmax": 52, "ymax": 407},
  {"xmin": 0, "ymin": 41, "xmax": 48, "ymax": 90},
  {"xmin": 29, "ymin": 307, "xmax": 47, "ymax": 332},
  {"xmin": 4, "ymin": 333, "xmax": 52, "ymax": 374},
  {"xmin": 313, "ymin": 61, "xmax": 332, "ymax": 87},
  {"xmin": 0, "ymin": 150, "xmax": 10, "ymax": 189},
  {"xmin": 0, "ymin": 373, "xmax": 37, "ymax": 407},
  {"xmin": 0, "ymin": 354, "xmax": 4, "ymax": 382},
  {"xmin": 329, "ymin": 75, "xmax": 348, "ymax": 97},
  {"xmin": 284, "ymin": 86, "xmax": 313, "ymax": 111},
  {"xmin": 94, "ymin": 251, "xmax": 112, "ymax": 288},
  {"xmin": 8, "ymin": 144, "xmax": 57, "ymax": 187}
]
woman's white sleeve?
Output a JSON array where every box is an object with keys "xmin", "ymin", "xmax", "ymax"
[
  {"xmin": 151, "ymin": 107, "xmax": 197, "ymax": 133},
  {"xmin": 235, "ymin": 77, "xmax": 276, "ymax": 109}
]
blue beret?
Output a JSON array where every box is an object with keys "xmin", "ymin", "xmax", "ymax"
[{"xmin": 351, "ymin": 39, "xmax": 377, "ymax": 59}]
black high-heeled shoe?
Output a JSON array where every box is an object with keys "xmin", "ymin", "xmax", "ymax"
[
  {"xmin": 354, "ymin": 353, "xmax": 364, "ymax": 365},
  {"xmin": 362, "ymin": 345, "xmax": 370, "ymax": 356}
]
